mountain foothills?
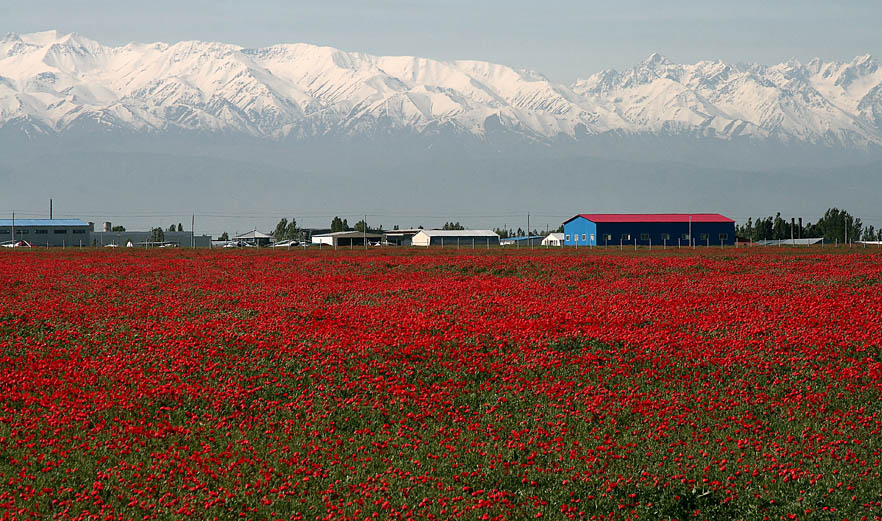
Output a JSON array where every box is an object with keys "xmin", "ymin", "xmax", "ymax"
[{"xmin": 2, "ymin": 30, "xmax": 882, "ymax": 148}]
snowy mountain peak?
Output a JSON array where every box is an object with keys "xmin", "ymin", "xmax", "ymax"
[
  {"xmin": 18, "ymin": 30, "xmax": 69, "ymax": 46},
  {"xmin": 853, "ymin": 54, "xmax": 876, "ymax": 66},
  {"xmin": 1, "ymin": 30, "xmax": 881, "ymax": 148},
  {"xmin": 641, "ymin": 52, "xmax": 672, "ymax": 67}
]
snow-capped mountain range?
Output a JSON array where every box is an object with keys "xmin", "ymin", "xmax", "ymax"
[{"xmin": 2, "ymin": 30, "xmax": 882, "ymax": 148}]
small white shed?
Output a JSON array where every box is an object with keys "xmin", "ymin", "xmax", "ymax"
[{"xmin": 541, "ymin": 233, "xmax": 565, "ymax": 247}]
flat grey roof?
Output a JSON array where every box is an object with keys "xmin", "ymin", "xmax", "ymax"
[{"xmin": 234, "ymin": 230, "xmax": 272, "ymax": 239}]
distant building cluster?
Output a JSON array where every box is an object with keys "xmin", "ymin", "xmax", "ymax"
[
  {"xmin": 0, "ymin": 220, "xmax": 211, "ymax": 248},
  {"xmin": 2, "ymin": 213, "xmax": 746, "ymax": 249}
]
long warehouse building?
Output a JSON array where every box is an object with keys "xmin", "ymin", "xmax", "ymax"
[
  {"xmin": 563, "ymin": 214, "xmax": 736, "ymax": 247},
  {"xmin": 411, "ymin": 230, "xmax": 500, "ymax": 247},
  {"xmin": 0, "ymin": 219, "xmax": 91, "ymax": 247}
]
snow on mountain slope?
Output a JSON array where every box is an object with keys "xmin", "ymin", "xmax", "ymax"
[
  {"xmin": 2, "ymin": 30, "xmax": 881, "ymax": 147},
  {"xmin": 573, "ymin": 53, "xmax": 882, "ymax": 146}
]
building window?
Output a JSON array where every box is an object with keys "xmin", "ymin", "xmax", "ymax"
[
  {"xmin": 640, "ymin": 233, "xmax": 650, "ymax": 241},
  {"xmin": 681, "ymin": 233, "xmax": 689, "ymax": 240},
  {"xmin": 35, "ymin": 229, "xmax": 48, "ymax": 235},
  {"xmin": 620, "ymin": 234, "xmax": 630, "ymax": 241},
  {"xmin": 54, "ymin": 229, "xmax": 68, "ymax": 234},
  {"xmin": 73, "ymin": 230, "xmax": 86, "ymax": 234},
  {"xmin": 0, "ymin": 229, "xmax": 8, "ymax": 235},
  {"xmin": 565, "ymin": 234, "xmax": 570, "ymax": 241},
  {"xmin": 719, "ymin": 233, "xmax": 728, "ymax": 241},
  {"xmin": 17, "ymin": 229, "xmax": 29, "ymax": 235},
  {"xmin": 700, "ymin": 233, "xmax": 708, "ymax": 241},
  {"xmin": 604, "ymin": 234, "xmax": 612, "ymax": 241},
  {"xmin": 581, "ymin": 234, "xmax": 587, "ymax": 241},
  {"xmin": 661, "ymin": 233, "xmax": 670, "ymax": 240}
]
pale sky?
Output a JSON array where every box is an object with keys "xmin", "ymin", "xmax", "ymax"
[{"xmin": 2, "ymin": 0, "xmax": 881, "ymax": 82}]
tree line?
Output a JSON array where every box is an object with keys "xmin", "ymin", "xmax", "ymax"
[
  {"xmin": 330, "ymin": 216, "xmax": 385, "ymax": 234},
  {"xmin": 494, "ymin": 225, "xmax": 563, "ymax": 239},
  {"xmin": 737, "ymin": 208, "xmax": 881, "ymax": 243},
  {"xmin": 147, "ymin": 223, "xmax": 185, "ymax": 243}
]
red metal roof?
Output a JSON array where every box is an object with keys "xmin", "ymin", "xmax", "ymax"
[{"xmin": 566, "ymin": 213, "xmax": 734, "ymax": 224}]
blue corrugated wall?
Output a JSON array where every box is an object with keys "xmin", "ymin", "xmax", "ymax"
[{"xmin": 563, "ymin": 218, "xmax": 597, "ymax": 246}]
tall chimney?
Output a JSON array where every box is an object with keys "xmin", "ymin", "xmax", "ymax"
[
  {"xmin": 798, "ymin": 217, "xmax": 802, "ymax": 239},
  {"xmin": 50, "ymin": 198, "xmax": 53, "ymax": 220},
  {"xmin": 103, "ymin": 221, "xmax": 111, "ymax": 233}
]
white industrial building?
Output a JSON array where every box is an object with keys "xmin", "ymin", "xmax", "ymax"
[
  {"xmin": 233, "ymin": 230, "xmax": 273, "ymax": 247},
  {"xmin": 541, "ymin": 233, "xmax": 565, "ymax": 247},
  {"xmin": 382, "ymin": 228, "xmax": 423, "ymax": 246},
  {"xmin": 311, "ymin": 231, "xmax": 384, "ymax": 247},
  {"xmin": 411, "ymin": 230, "xmax": 499, "ymax": 247}
]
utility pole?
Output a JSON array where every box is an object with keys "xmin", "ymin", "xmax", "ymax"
[
  {"xmin": 364, "ymin": 214, "xmax": 367, "ymax": 250},
  {"xmin": 528, "ymin": 213, "xmax": 532, "ymax": 250},
  {"xmin": 688, "ymin": 215, "xmax": 692, "ymax": 246},
  {"xmin": 191, "ymin": 214, "xmax": 195, "ymax": 248},
  {"xmin": 50, "ymin": 199, "xmax": 53, "ymax": 219},
  {"xmin": 11, "ymin": 211, "xmax": 14, "ymax": 244}
]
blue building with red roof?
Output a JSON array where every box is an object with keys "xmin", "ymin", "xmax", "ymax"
[{"xmin": 562, "ymin": 214, "xmax": 735, "ymax": 247}]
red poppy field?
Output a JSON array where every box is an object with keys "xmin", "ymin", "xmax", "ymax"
[{"xmin": 1, "ymin": 249, "xmax": 880, "ymax": 520}]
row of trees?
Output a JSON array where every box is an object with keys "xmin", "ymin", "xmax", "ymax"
[
  {"xmin": 273, "ymin": 218, "xmax": 300, "ymax": 240},
  {"xmin": 149, "ymin": 224, "xmax": 186, "ymax": 242},
  {"xmin": 149, "ymin": 227, "xmax": 165, "ymax": 243},
  {"xmin": 494, "ymin": 225, "xmax": 563, "ymax": 239},
  {"xmin": 737, "ymin": 208, "xmax": 881, "ymax": 243},
  {"xmin": 330, "ymin": 216, "xmax": 349, "ymax": 233},
  {"xmin": 329, "ymin": 216, "xmax": 385, "ymax": 234}
]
